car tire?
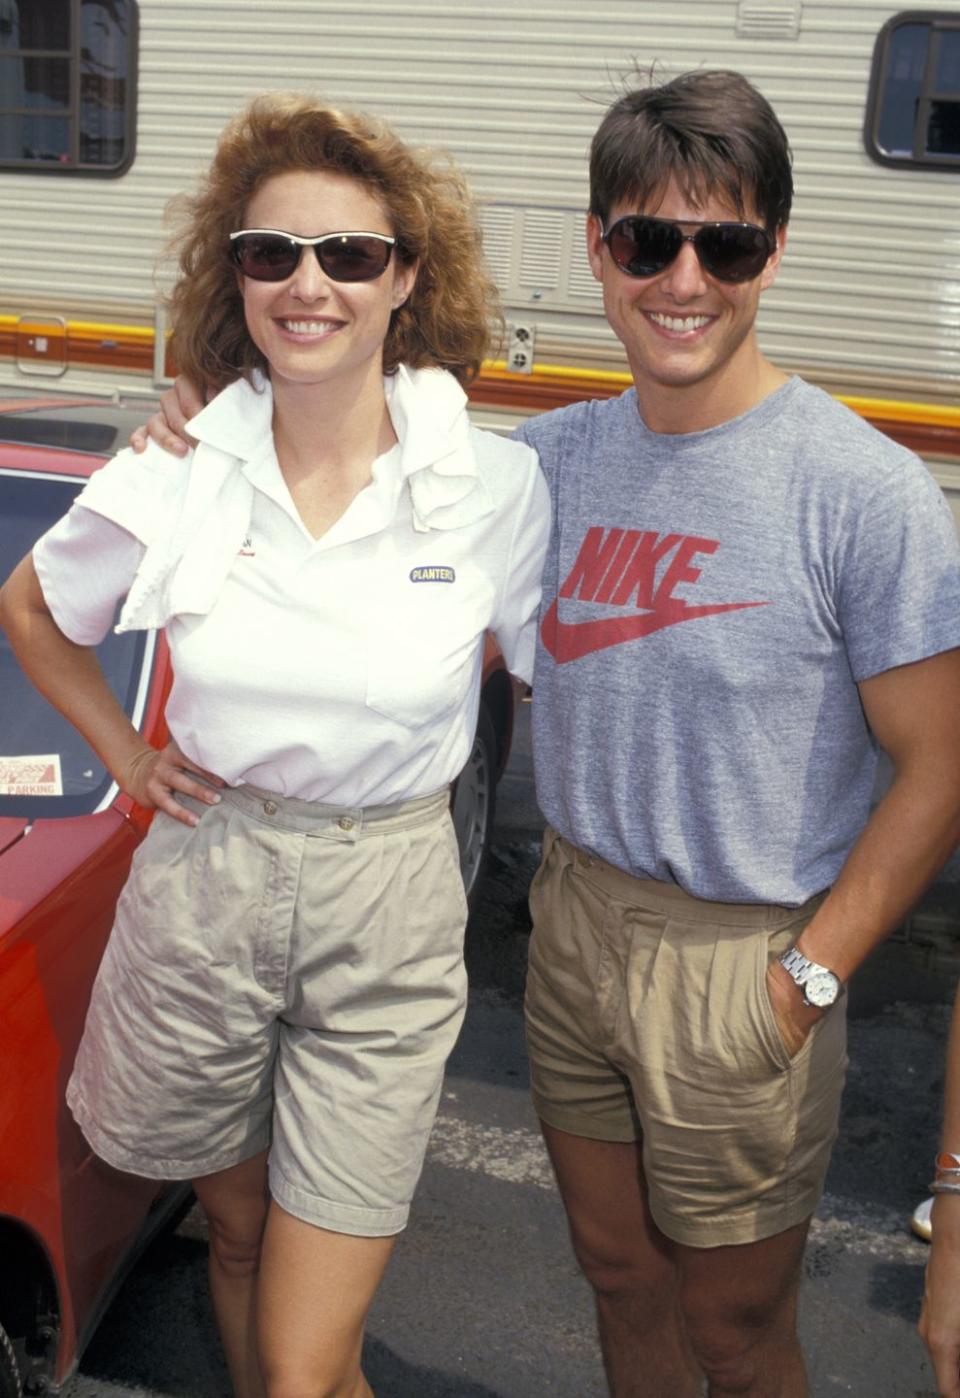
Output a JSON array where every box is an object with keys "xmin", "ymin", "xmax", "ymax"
[
  {"xmin": 451, "ymin": 701, "xmax": 498, "ymax": 913},
  {"xmin": 0, "ymin": 1323, "xmax": 21, "ymax": 1398}
]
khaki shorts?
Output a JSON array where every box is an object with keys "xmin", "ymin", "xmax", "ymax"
[
  {"xmin": 67, "ymin": 784, "xmax": 467, "ymax": 1238},
  {"xmin": 525, "ymin": 829, "xmax": 848, "ymax": 1248}
]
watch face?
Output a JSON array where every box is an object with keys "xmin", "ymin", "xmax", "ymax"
[{"xmin": 805, "ymin": 970, "xmax": 839, "ymax": 1008}]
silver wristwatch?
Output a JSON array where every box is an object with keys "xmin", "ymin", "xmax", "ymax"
[{"xmin": 778, "ymin": 947, "xmax": 843, "ymax": 1009}]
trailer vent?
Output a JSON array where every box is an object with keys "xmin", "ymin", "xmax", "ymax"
[
  {"xmin": 479, "ymin": 206, "xmax": 515, "ymax": 286},
  {"xmin": 736, "ymin": 2, "xmax": 802, "ymax": 39},
  {"xmin": 520, "ymin": 210, "xmax": 565, "ymax": 290}
]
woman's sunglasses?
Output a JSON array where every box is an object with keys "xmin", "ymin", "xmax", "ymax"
[
  {"xmin": 602, "ymin": 215, "xmax": 775, "ymax": 285},
  {"xmin": 229, "ymin": 229, "xmax": 396, "ymax": 283}
]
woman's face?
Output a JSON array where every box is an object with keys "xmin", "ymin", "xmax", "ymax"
[{"xmin": 237, "ymin": 168, "xmax": 417, "ymax": 398}]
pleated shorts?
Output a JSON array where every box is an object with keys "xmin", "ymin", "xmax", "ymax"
[
  {"xmin": 525, "ymin": 827, "xmax": 848, "ymax": 1248},
  {"xmin": 67, "ymin": 784, "xmax": 468, "ymax": 1237}
]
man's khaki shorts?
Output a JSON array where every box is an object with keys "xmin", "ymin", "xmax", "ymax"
[
  {"xmin": 525, "ymin": 829, "xmax": 848, "ymax": 1248},
  {"xmin": 67, "ymin": 784, "xmax": 467, "ymax": 1238}
]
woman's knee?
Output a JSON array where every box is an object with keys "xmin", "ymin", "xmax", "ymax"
[
  {"xmin": 193, "ymin": 1153, "xmax": 271, "ymax": 1277},
  {"xmin": 197, "ymin": 1186, "xmax": 270, "ymax": 1279},
  {"xmin": 261, "ymin": 1353, "xmax": 366, "ymax": 1398},
  {"xmin": 205, "ymin": 1207, "xmax": 267, "ymax": 1278}
]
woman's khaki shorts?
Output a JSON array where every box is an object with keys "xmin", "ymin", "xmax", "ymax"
[
  {"xmin": 525, "ymin": 829, "xmax": 848, "ymax": 1248},
  {"xmin": 67, "ymin": 784, "xmax": 467, "ymax": 1237}
]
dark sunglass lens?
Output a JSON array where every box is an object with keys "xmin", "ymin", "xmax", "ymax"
[
  {"xmin": 607, "ymin": 218, "xmax": 680, "ymax": 277},
  {"xmin": 319, "ymin": 235, "xmax": 392, "ymax": 282},
  {"xmin": 697, "ymin": 225, "xmax": 771, "ymax": 283},
  {"xmin": 234, "ymin": 235, "xmax": 300, "ymax": 281}
]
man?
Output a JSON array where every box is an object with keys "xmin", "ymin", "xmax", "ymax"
[
  {"xmin": 137, "ymin": 69, "xmax": 960, "ymax": 1397},
  {"xmin": 512, "ymin": 69, "xmax": 960, "ymax": 1398}
]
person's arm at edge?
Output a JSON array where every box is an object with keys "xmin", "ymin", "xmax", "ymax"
[
  {"xmin": 920, "ymin": 982, "xmax": 960, "ymax": 1398},
  {"xmin": 0, "ymin": 554, "xmax": 222, "ymax": 826},
  {"xmin": 129, "ymin": 374, "xmax": 207, "ymax": 455},
  {"xmin": 765, "ymin": 646, "xmax": 960, "ymax": 1052}
]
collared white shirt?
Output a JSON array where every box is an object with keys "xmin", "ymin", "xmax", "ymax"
[{"xmin": 34, "ymin": 367, "xmax": 550, "ymax": 805}]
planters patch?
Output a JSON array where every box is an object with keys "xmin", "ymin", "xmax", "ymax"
[{"xmin": 410, "ymin": 565, "xmax": 456, "ymax": 583}]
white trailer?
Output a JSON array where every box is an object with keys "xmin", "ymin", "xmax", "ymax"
[{"xmin": 1, "ymin": 0, "xmax": 958, "ymax": 516}]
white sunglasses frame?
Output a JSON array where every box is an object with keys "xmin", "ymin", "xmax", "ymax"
[{"xmin": 229, "ymin": 228, "xmax": 397, "ymax": 281}]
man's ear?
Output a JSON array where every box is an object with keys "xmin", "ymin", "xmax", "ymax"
[
  {"xmin": 586, "ymin": 214, "xmax": 606, "ymax": 283},
  {"xmin": 760, "ymin": 224, "xmax": 788, "ymax": 292}
]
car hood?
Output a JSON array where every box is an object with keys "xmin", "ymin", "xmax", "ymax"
[{"xmin": 0, "ymin": 808, "xmax": 129, "ymax": 936}]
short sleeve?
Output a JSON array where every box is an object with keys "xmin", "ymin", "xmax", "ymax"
[
  {"xmin": 489, "ymin": 449, "xmax": 551, "ymax": 684},
  {"xmin": 33, "ymin": 509, "xmax": 145, "ymax": 646},
  {"xmin": 837, "ymin": 456, "xmax": 960, "ymax": 681}
]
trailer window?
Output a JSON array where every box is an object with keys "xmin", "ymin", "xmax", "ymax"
[
  {"xmin": 865, "ymin": 11, "xmax": 960, "ymax": 170},
  {"xmin": 0, "ymin": 0, "xmax": 137, "ymax": 176}
]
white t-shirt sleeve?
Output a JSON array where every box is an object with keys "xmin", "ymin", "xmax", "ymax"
[
  {"xmin": 489, "ymin": 448, "xmax": 551, "ymax": 684},
  {"xmin": 33, "ymin": 508, "xmax": 146, "ymax": 646}
]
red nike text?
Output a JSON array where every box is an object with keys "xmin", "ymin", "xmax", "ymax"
[{"xmin": 542, "ymin": 526, "xmax": 769, "ymax": 664}]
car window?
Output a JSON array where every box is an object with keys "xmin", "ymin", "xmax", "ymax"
[
  {"xmin": 0, "ymin": 469, "xmax": 149, "ymax": 818},
  {"xmin": 0, "ymin": 405, "xmax": 152, "ymax": 454}
]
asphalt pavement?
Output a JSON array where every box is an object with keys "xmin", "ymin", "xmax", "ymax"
[{"xmin": 61, "ymin": 698, "xmax": 958, "ymax": 1397}]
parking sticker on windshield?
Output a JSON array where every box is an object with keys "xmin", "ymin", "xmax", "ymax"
[{"xmin": 0, "ymin": 755, "xmax": 63, "ymax": 797}]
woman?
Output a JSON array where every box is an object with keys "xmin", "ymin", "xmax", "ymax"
[{"xmin": 0, "ymin": 95, "xmax": 548, "ymax": 1398}]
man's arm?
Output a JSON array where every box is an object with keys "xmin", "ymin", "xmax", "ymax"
[
  {"xmin": 766, "ymin": 647, "xmax": 960, "ymax": 1052},
  {"xmin": 130, "ymin": 375, "xmax": 206, "ymax": 455},
  {"xmin": 920, "ymin": 985, "xmax": 960, "ymax": 1398}
]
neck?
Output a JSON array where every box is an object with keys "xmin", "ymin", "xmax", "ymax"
[
  {"xmin": 271, "ymin": 362, "xmax": 396, "ymax": 478},
  {"xmin": 633, "ymin": 342, "xmax": 788, "ymax": 436}
]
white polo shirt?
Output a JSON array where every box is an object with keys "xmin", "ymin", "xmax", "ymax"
[{"xmin": 34, "ymin": 366, "xmax": 550, "ymax": 806}]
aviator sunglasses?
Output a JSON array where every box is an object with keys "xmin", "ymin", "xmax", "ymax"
[
  {"xmin": 230, "ymin": 228, "xmax": 397, "ymax": 283},
  {"xmin": 602, "ymin": 215, "xmax": 775, "ymax": 284}
]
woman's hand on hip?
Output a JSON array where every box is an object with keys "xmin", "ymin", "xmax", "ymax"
[{"xmin": 120, "ymin": 739, "xmax": 225, "ymax": 826}]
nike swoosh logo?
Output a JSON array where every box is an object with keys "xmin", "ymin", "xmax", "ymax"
[{"xmin": 541, "ymin": 598, "xmax": 770, "ymax": 664}]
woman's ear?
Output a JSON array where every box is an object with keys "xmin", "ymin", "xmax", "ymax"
[{"xmin": 392, "ymin": 258, "xmax": 419, "ymax": 309}]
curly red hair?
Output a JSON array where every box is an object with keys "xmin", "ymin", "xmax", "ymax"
[{"xmin": 165, "ymin": 94, "xmax": 500, "ymax": 391}]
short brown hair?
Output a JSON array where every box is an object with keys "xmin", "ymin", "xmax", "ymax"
[
  {"xmin": 589, "ymin": 70, "xmax": 793, "ymax": 232},
  {"xmin": 166, "ymin": 94, "xmax": 500, "ymax": 391}
]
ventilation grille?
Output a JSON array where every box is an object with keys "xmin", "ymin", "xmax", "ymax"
[{"xmin": 736, "ymin": 2, "xmax": 802, "ymax": 39}]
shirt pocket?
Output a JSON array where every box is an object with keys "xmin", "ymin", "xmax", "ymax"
[{"xmin": 365, "ymin": 569, "xmax": 495, "ymax": 730}]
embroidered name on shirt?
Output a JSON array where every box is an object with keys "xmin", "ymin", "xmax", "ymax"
[
  {"xmin": 542, "ymin": 526, "xmax": 769, "ymax": 664},
  {"xmin": 238, "ymin": 534, "xmax": 255, "ymax": 558},
  {"xmin": 410, "ymin": 565, "xmax": 456, "ymax": 583}
]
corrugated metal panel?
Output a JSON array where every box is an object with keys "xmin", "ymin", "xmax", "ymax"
[{"xmin": 0, "ymin": 0, "xmax": 958, "ymax": 402}]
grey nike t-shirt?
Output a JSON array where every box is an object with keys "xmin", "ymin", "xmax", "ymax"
[{"xmin": 515, "ymin": 377, "xmax": 960, "ymax": 904}]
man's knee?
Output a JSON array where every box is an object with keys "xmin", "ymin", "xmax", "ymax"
[
  {"xmin": 681, "ymin": 1282, "xmax": 800, "ymax": 1391},
  {"xmin": 571, "ymin": 1225, "xmax": 679, "ymax": 1315}
]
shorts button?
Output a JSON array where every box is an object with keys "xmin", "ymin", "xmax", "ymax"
[
  {"xmin": 263, "ymin": 800, "xmax": 278, "ymax": 816},
  {"xmin": 338, "ymin": 815, "xmax": 355, "ymax": 831}
]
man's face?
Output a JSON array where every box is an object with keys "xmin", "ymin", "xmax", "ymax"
[{"xmin": 586, "ymin": 175, "xmax": 786, "ymax": 430}]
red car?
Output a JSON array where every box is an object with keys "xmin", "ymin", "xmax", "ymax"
[{"xmin": 0, "ymin": 397, "xmax": 518, "ymax": 1397}]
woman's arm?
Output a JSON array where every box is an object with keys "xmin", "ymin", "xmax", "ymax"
[
  {"xmin": 920, "ymin": 985, "xmax": 960, "ymax": 1398},
  {"xmin": 0, "ymin": 554, "xmax": 221, "ymax": 826}
]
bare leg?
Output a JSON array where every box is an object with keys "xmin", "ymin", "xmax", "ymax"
[
  {"xmin": 542, "ymin": 1122, "xmax": 702, "ymax": 1398},
  {"xmin": 192, "ymin": 1150, "xmax": 271, "ymax": 1398},
  {"xmin": 257, "ymin": 1201, "xmax": 397, "ymax": 1398},
  {"xmin": 678, "ymin": 1220, "xmax": 810, "ymax": 1398}
]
